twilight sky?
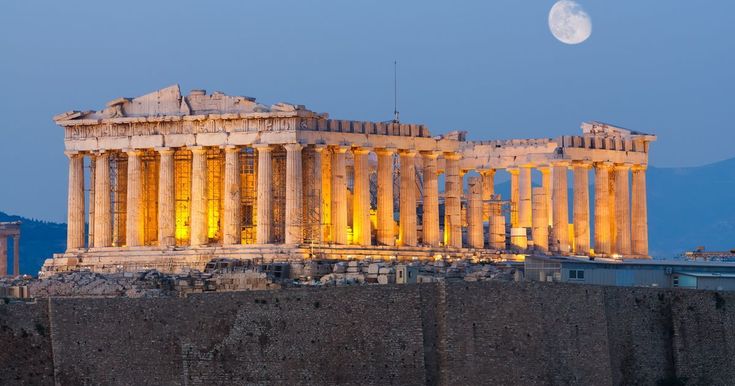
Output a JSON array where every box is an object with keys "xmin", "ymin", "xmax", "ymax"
[{"xmin": 0, "ymin": 0, "xmax": 733, "ymax": 222}]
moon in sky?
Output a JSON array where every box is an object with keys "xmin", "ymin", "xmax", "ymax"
[{"xmin": 548, "ymin": 0, "xmax": 592, "ymax": 45}]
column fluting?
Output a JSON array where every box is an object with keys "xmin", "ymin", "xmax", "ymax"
[{"xmin": 66, "ymin": 152, "xmax": 86, "ymax": 250}]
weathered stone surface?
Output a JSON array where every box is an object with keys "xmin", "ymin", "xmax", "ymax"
[{"xmin": 1, "ymin": 282, "xmax": 734, "ymax": 385}]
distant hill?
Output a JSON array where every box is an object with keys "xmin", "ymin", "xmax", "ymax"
[
  {"xmin": 4, "ymin": 157, "xmax": 735, "ymax": 274},
  {"xmin": 0, "ymin": 212, "xmax": 66, "ymax": 275}
]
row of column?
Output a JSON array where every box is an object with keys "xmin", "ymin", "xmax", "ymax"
[{"xmin": 504, "ymin": 161, "xmax": 648, "ymax": 257}]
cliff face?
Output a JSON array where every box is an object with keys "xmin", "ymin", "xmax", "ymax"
[{"xmin": 1, "ymin": 281, "xmax": 734, "ymax": 385}]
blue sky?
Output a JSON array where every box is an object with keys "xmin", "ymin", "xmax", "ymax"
[{"xmin": 0, "ymin": 0, "xmax": 733, "ymax": 221}]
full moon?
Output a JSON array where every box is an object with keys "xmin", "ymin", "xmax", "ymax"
[{"xmin": 548, "ymin": 0, "xmax": 592, "ymax": 45}]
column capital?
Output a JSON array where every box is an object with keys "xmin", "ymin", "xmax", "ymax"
[
  {"xmin": 507, "ymin": 167, "xmax": 520, "ymax": 175},
  {"xmin": 478, "ymin": 168, "xmax": 496, "ymax": 176},
  {"xmin": 352, "ymin": 147, "xmax": 371, "ymax": 155},
  {"xmin": 536, "ymin": 165, "xmax": 551, "ymax": 173},
  {"xmin": 223, "ymin": 145, "xmax": 240, "ymax": 153},
  {"xmin": 550, "ymin": 160, "xmax": 571, "ymax": 168},
  {"xmin": 64, "ymin": 151, "xmax": 82, "ymax": 158},
  {"xmin": 443, "ymin": 152, "xmax": 462, "ymax": 161},
  {"xmin": 283, "ymin": 142, "xmax": 304, "ymax": 152},
  {"xmin": 632, "ymin": 164, "xmax": 648, "ymax": 172},
  {"xmin": 594, "ymin": 161, "xmax": 613, "ymax": 169},
  {"xmin": 313, "ymin": 144, "xmax": 328, "ymax": 153},
  {"xmin": 124, "ymin": 149, "xmax": 143, "ymax": 157},
  {"xmin": 252, "ymin": 143, "xmax": 272, "ymax": 152},
  {"xmin": 155, "ymin": 147, "xmax": 175, "ymax": 155},
  {"xmin": 572, "ymin": 160, "xmax": 593, "ymax": 169},
  {"xmin": 331, "ymin": 146, "xmax": 349, "ymax": 154},
  {"xmin": 375, "ymin": 147, "xmax": 397, "ymax": 156},
  {"xmin": 614, "ymin": 163, "xmax": 633, "ymax": 171},
  {"xmin": 398, "ymin": 149, "xmax": 417, "ymax": 157},
  {"xmin": 189, "ymin": 146, "xmax": 208, "ymax": 155}
]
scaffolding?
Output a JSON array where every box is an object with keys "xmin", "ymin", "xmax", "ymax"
[
  {"xmin": 174, "ymin": 150, "xmax": 192, "ymax": 246},
  {"xmin": 142, "ymin": 150, "xmax": 159, "ymax": 246},
  {"xmin": 206, "ymin": 148, "xmax": 224, "ymax": 243},
  {"xmin": 111, "ymin": 152, "xmax": 127, "ymax": 247},
  {"xmin": 239, "ymin": 147, "xmax": 258, "ymax": 244}
]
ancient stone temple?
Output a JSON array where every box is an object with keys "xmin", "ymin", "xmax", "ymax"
[
  {"xmin": 0, "ymin": 221, "xmax": 21, "ymax": 276},
  {"xmin": 43, "ymin": 85, "xmax": 655, "ymax": 274}
]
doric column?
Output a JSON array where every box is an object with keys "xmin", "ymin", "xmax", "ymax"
[
  {"xmin": 352, "ymin": 147, "xmax": 371, "ymax": 246},
  {"xmin": 614, "ymin": 164, "xmax": 632, "ymax": 256},
  {"xmin": 467, "ymin": 176, "xmax": 483, "ymax": 249},
  {"xmin": 631, "ymin": 165, "xmax": 649, "ymax": 257},
  {"xmin": 284, "ymin": 143, "xmax": 304, "ymax": 245},
  {"xmin": 573, "ymin": 161, "xmax": 591, "ymax": 254},
  {"xmin": 331, "ymin": 146, "xmax": 348, "ymax": 245},
  {"xmin": 593, "ymin": 162, "xmax": 611, "ymax": 255},
  {"xmin": 66, "ymin": 152, "xmax": 85, "ymax": 250},
  {"xmin": 519, "ymin": 166, "xmax": 533, "ymax": 228},
  {"xmin": 306, "ymin": 146, "xmax": 324, "ymax": 244},
  {"xmin": 551, "ymin": 161, "xmax": 570, "ymax": 253},
  {"xmin": 319, "ymin": 146, "xmax": 332, "ymax": 243},
  {"xmin": 255, "ymin": 145, "xmax": 273, "ymax": 244},
  {"xmin": 608, "ymin": 165, "xmax": 617, "ymax": 254},
  {"xmin": 399, "ymin": 150, "xmax": 417, "ymax": 246},
  {"xmin": 222, "ymin": 146, "xmax": 241, "ymax": 245},
  {"xmin": 531, "ymin": 187, "xmax": 549, "ymax": 252},
  {"xmin": 480, "ymin": 169, "xmax": 495, "ymax": 222},
  {"xmin": 376, "ymin": 148, "xmax": 395, "ymax": 246},
  {"xmin": 0, "ymin": 238, "xmax": 5, "ymax": 276},
  {"xmin": 87, "ymin": 157, "xmax": 95, "ymax": 248},
  {"xmin": 12, "ymin": 236, "xmax": 19, "ymax": 276},
  {"xmin": 444, "ymin": 152, "xmax": 462, "ymax": 248},
  {"xmin": 157, "ymin": 148, "xmax": 176, "ymax": 247},
  {"xmin": 93, "ymin": 151, "xmax": 112, "ymax": 247},
  {"xmin": 421, "ymin": 151, "xmax": 440, "ymax": 247},
  {"xmin": 508, "ymin": 168, "xmax": 520, "ymax": 227},
  {"xmin": 125, "ymin": 149, "xmax": 144, "ymax": 247},
  {"xmin": 538, "ymin": 166, "xmax": 553, "ymax": 226},
  {"xmin": 190, "ymin": 147, "xmax": 208, "ymax": 247}
]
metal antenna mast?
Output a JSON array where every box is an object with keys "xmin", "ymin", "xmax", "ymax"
[{"xmin": 393, "ymin": 60, "xmax": 400, "ymax": 123}]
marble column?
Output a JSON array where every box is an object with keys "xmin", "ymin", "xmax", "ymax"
[
  {"xmin": 126, "ymin": 149, "xmax": 144, "ymax": 247},
  {"xmin": 87, "ymin": 157, "xmax": 95, "ymax": 248},
  {"xmin": 307, "ymin": 146, "xmax": 324, "ymax": 244},
  {"xmin": 508, "ymin": 168, "xmax": 520, "ymax": 227},
  {"xmin": 519, "ymin": 166, "xmax": 533, "ymax": 228},
  {"xmin": 421, "ymin": 152, "xmax": 440, "ymax": 247},
  {"xmin": 614, "ymin": 164, "xmax": 632, "ymax": 256},
  {"xmin": 190, "ymin": 147, "xmax": 208, "ymax": 247},
  {"xmin": 444, "ymin": 153, "xmax": 462, "ymax": 248},
  {"xmin": 222, "ymin": 146, "xmax": 241, "ymax": 245},
  {"xmin": 551, "ymin": 162, "xmax": 570, "ymax": 253},
  {"xmin": 573, "ymin": 162, "xmax": 591, "ymax": 254},
  {"xmin": 319, "ymin": 147, "xmax": 332, "ymax": 243},
  {"xmin": 66, "ymin": 152, "xmax": 85, "ymax": 250},
  {"xmin": 0, "ymin": 238, "xmax": 5, "ymax": 276},
  {"xmin": 399, "ymin": 150, "xmax": 417, "ymax": 246},
  {"xmin": 255, "ymin": 145, "xmax": 273, "ymax": 244},
  {"xmin": 467, "ymin": 176, "xmax": 483, "ymax": 249},
  {"xmin": 608, "ymin": 166, "xmax": 617, "ymax": 254},
  {"xmin": 94, "ymin": 151, "xmax": 112, "ymax": 247},
  {"xmin": 538, "ymin": 166, "xmax": 553, "ymax": 227},
  {"xmin": 593, "ymin": 162, "xmax": 611, "ymax": 255},
  {"xmin": 352, "ymin": 147, "xmax": 371, "ymax": 246},
  {"xmin": 12, "ymin": 236, "xmax": 19, "ymax": 276},
  {"xmin": 284, "ymin": 143, "xmax": 304, "ymax": 245},
  {"xmin": 331, "ymin": 146, "xmax": 348, "ymax": 245},
  {"xmin": 376, "ymin": 148, "xmax": 395, "ymax": 246},
  {"xmin": 156, "ymin": 148, "xmax": 176, "ymax": 247},
  {"xmin": 531, "ymin": 187, "xmax": 549, "ymax": 252},
  {"xmin": 480, "ymin": 169, "xmax": 495, "ymax": 222},
  {"xmin": 631, "ymin": 165, "xmax": 649, "ymax": 257}
]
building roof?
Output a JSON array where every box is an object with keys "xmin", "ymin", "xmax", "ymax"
[{"xmin": 527, "ymin": 254, "xmax": 735, "ymax": 270}]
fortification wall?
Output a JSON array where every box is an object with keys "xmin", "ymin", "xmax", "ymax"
[{"xmin": 1, "ymin": 282, "xmax": 734, "ymax": 385}]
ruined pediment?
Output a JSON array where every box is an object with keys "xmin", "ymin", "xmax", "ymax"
[
  {"xmin": 581, "ymin": 121, "xmax": 655, "ymax": 140},
  {"xmin": 54, "ymin": 85, "xmax": 314, "ymax": 123}
]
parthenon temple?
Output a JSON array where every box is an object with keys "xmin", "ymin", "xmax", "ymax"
[{"xmin": 43, "ymin": 85, "xmax": 655, "ymax": 274}]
